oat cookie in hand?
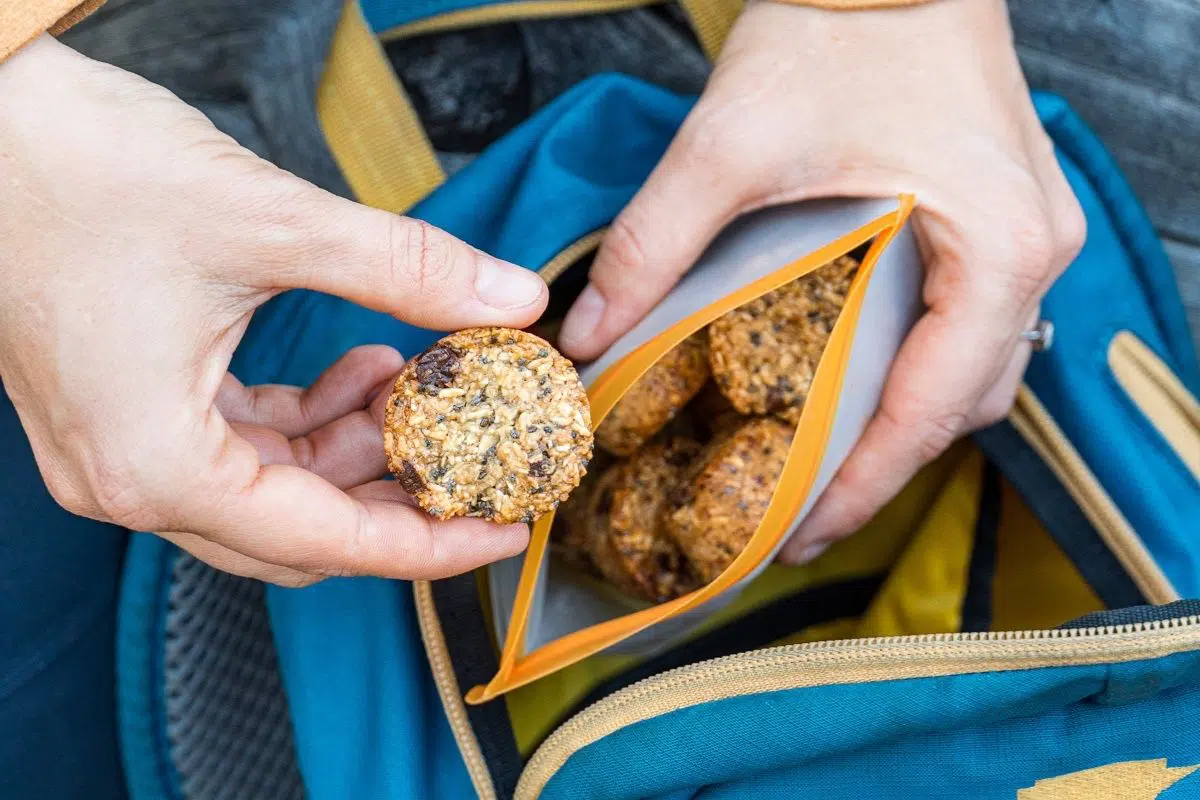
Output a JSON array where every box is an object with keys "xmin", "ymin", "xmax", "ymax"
[
  {"xmin": 708, "ymin": 256, "xmax": 858, "ymax": 425},
  {"xmin": 385, "ymin": 328, "xmax": 592, "ymax": 524}
]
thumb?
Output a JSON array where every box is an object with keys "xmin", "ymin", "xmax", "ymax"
[
  {"xmin": 259, "ymin": 186, "xmax": 548, "ymax": 330},
  {"xmin": 558, "ymin": 137, "xmax": 745, "ymax": 361}
]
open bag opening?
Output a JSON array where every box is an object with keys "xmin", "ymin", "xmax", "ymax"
[
  {"xmin": 546, "ymin": 250, "xmax": 869, "ymax": 608},
  {"xmin": 469, "ymin": 197, "xmax": 925, "ymax": 703}
]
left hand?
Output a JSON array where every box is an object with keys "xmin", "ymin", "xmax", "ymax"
[{"xmin": 557, "ymin": 0, "xmax": 1085, "ymax": 561}]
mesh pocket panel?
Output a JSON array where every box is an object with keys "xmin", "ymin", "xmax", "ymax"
[{"xmin": 164, "ymin": 554, "xmax": 305, "ymax": 799}]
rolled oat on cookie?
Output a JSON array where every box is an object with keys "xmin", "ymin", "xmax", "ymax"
[{"xmin": 384, "ymin": 328, "xmax": 593, "ymax": 525}]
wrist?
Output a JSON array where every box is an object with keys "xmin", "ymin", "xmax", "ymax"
[
  {"xmin": 739, "ymin": 0, "xmax": 1013, "ymax": 63},
  {"xmin": 0, "ymin": 35, "xmax": 90, "ymax": 144},
  {"xmin": 0, "ymin": 32, "xmax": 61, "ymax": 80},
  {"xmin": 0, "ymin": 35, "xmax": 61, "ymax": 115}
]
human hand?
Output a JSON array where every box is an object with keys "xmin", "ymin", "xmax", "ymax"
[
  {"xmin": 557, "ymin": 0, "xmax": 1085, "ymax": 561},
  {"xmin": 0, "ymin": 36, "xmax": 548, "ymax": 586}
]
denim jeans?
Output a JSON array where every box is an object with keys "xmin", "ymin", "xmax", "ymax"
[{"xmin": 0, "ymin": 388, "xmax": 128, "ymax": 798}]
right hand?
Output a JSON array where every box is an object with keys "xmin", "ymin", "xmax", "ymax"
[{"xmin": 0, "ymin": 36, "xmax": 549, "ymax": 587}]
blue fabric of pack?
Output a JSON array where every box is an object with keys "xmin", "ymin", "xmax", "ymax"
[
  {"xmin": 361, "ymin": 0, "xmax": 519, "ymax": 34},
  {"xmin": 1028, "ymin": 94, "xmax": 1200, "ymax": 597},
  {"xmin": 113, "ymin": 46, "xmax": 1200, "ymax": 800},
  {"xmin": 542, "ymin": 651, "xmax": 1200, "ymax": 798},
  {"xmin": 246, "ymin": 75, "xmax": 1198, "ymax": 796}
]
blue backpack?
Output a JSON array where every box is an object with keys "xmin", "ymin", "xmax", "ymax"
[{"xmin": 115, "ymin": 2, "xmax": 1200, "ymax": 798}]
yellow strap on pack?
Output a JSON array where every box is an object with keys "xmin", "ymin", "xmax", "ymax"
[
  {"xmin": 679, "ymin": 0, "xmax": 744, "ymax": 59},
  {"xmin": 317, "ymin": 0, "xmax": 446, "ymax": 214},
  {"xmin": 316, "ymin": 0, "xmax": 747, "ymax": 214}
]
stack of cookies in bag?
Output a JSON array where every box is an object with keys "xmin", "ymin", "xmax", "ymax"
[{"xmin": 555, "ymin": 255, "xmax": 859, "ymax": 603}]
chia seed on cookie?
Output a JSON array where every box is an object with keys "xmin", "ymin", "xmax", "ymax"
[
  {"xmin": 594, "ymin": 330, "xmax": 711, "ymax": 457},
  {"xmin": 708, "ymin": 255, "xmax": 858, "ymax": 425},
  {"xmin": 384, "ymin": 327, "xmax": 593, "ymax": 525},
  {"xmin": 666, "ymin": 417, "xmax": 795, "ymax": 583}
]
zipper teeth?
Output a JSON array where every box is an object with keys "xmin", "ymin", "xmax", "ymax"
[{"xmin": 533, "ymin": 615, "xmax": 1200, "ymax": 762}]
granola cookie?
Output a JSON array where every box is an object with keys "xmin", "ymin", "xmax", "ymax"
[
  {"xmin": 551, "ymin": 450, "xmax": 614, "ymax": 572},
  {"xmin": 555, "ymin": 437, "xmax": 700, "ymax": 602},
  {"xmin": 594, "ymin": 330, "xmax": 710, "ymax": 456},
  {"xmin": 592, "ymin": 437, "xmax": 701, "ymax": 602},
  {"xmin": 708, "ymin": 255, "xmax": 858, "ymax": 425},
  {"xmin": 666, "ymin": 417, "xmax": 794, "ymax": 583},
  {"xmin": 384, "ymin": 328, "xmax": 593, "ymax": 524}
]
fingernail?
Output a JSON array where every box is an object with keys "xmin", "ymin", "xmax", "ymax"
[
  {"xmin": 560, "ymin": 285, "xmax": 606, "ymax": 349},
  {"xmin": 475, "ymin": 261, "xmax": 546, "ymax": 310}
]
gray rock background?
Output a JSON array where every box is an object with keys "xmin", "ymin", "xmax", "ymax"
[{"xmin": 1009, "ymin": 0, "xmax": 1200, "ymax": 352}]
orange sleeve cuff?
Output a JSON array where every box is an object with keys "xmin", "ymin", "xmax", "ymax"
[{"xmin": 0, "ymin": 0, "xmax": 105, "ymax": 63}]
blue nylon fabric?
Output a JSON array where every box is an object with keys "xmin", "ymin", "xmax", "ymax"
[
  {"xmin": 411, "ymin": 77, "xmax": 693, "ymax": 267},
  {"xmin": 113, "ymin": 68, "xmax": 1200, "ymax": 797},
  {"xmin": 1032, "ymin": 94, "xmax": 1200, "ymax": 393},
  {"xmin": 264, "ymin": 580, "xmax": 471, "ymax": 799},
  {"xmin": 1029, "ymin": 93, "xmax": 1200, "ymax": 597},
  {"xmin": 542, "ymin": 651, "xmax": 1200, "ymax": 799},
  {"xmin": 115, "ymin": 535, "xmax": 183, "ymax": 800},
  {"xmin": 0, "ymin": 390, "xmax": 128, "ymax": 799}
]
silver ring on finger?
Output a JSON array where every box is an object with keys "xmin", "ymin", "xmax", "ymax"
[{"xmin": 1020, "ymin": 319, "xmax": 1055, "ymax": 352}]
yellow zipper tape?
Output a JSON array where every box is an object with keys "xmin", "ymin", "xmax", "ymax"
[
  {"xmin": 537, "ymin": 228, "xmax": 608, "ymax": 286},
  {"xmin": 414, "ymin": 580, "xmax": 499, "ymax": 800},
  {"xmin": 1109, "ymin": 330, "xmax": 1200, "ymax": 482},
  {"xmin": 1009, "ymin": 386, "xmax": 1177, "ymax": 605},
  {"xmin": 467, "ymin": 197, "xmax": 915, "ymax": 704},
  {"xmin": 517, "ymin": 617, "xmax": 1200, "ymax": 798}
]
